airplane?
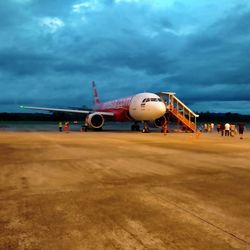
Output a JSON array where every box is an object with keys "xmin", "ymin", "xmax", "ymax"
[{"xmin": 20, "ymin": 81, "xmax": 167, "ymax": 131}]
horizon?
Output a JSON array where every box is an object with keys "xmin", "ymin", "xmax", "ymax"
[
  {"xmin": 1, "ymin": 110, "xmax": 250, "ymax": 117},
  {"xmin": 1, "ymin": 0, "xmax": 250, "ymax": 114}
]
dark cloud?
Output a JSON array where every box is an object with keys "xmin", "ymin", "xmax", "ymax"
[
  {"xmin": 210, "ymin": 9, "xmax": 250, "ymax": 37},
  {"xmin": 0, "ymin": 2, "xmax": 27, "ymax": 29},
  {"xmin": 29, "ymin": 0, "xmax": 74, "ymax": 17},
  {"xmin": 165, "ymin": 5, "xmax": 250, "ymax": 104},
  {"xmin": 0, "ymin": 0, "xmax": 250, "ymax": 113},
  {"xmin": 0, "ymin": 49, "xmax": 53, "ymax": 76}
]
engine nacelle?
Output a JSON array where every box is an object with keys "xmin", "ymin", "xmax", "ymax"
[
  {"xmin": 86, "ymin": 113, "xmax": 105, "ymax": 129},
  {"xmin": 149, "ymin": 116, "xmax": 167, "ymax": 128}
]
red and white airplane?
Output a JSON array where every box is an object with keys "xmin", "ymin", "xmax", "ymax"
[{"xmin": 21, "ymin": 81, "xmax": 166, "ymax": 131}]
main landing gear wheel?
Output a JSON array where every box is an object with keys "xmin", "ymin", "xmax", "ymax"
[{"xmin": 131, "ymin": 124, "xmax": 140, "ymax": 131}]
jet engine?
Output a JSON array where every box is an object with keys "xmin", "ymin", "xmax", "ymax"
[{"xmin": 86, "ymin": 113, "xmax": 105, "ymax": 129}]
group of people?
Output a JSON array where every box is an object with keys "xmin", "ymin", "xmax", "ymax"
[
  {"xmin": 217, "ymin": 122, "xmax": 246, "ymax": 139},
  {"xmin": 58, "ymin": 121, "xmax": 70, "ymax": 132},
  {"xmin": 201, "ymin": 122, "xmax": 246, "ymax": 139},
  {"xmin": 58, "ymin": 121, "xmax": 89, "ymax": 133},
  {"xmin": 58, "ymin": 120, "xmax": 246, "ymax": 139},
  {"xmin": 202, "ymin": 123, "xmax": 214, "ymax": 133}
]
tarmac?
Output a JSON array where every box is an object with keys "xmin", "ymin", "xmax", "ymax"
[{"xmin": 0, "ymin": 131, "xmax": 250, "ymax": 250}]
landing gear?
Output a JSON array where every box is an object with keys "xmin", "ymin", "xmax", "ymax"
[
  {"xmin": 131, "ymin": 122, "xmax": 140, "ymax": 131},
  {"xmin": 142, "ymin": 121, "xmax": 150, "ymax": 133}
]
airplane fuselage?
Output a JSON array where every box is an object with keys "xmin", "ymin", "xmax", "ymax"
[
  {"xmin": 93, "ymin": 92, "xmax": 166, "ymax": 122},
  {"xmin": 21, "ymin": 82, "xmax": 167, "ymax": 130}
]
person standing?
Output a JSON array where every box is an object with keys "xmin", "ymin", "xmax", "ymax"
[
  {"xmin": 230, "ymin": 124, "xmax": 236, "ymax": 137},
  {"xmin": 207, "ymin": 123, "xmax": 211, "ymax": 133},
  {"xmin": 224, "ymin": 122, "xmax": 230, "ymax": 136},
  {"xmin": 204, "ymin": 123, "xmax": 208, "ymax": 133},
  {"xmin": 211, "ymin": 123, "xmax": 214, "ymax": 132},
  {"xmin": 84, "ymin": 120, "xmax": 88, "ymax": 132},
  {"xmin": 238, "ymin": 123, "xmax": 245, "ymax": 139},
  {"xmin": 58, "ymin": 122, "xmax": 63, "ymax": 132},
  {"xmin": 64, "ymin": 122, "xmax": 70, "ymax": 133},
  {"xmin": 80, "ymin": 123, "xmax": 84, "ymax": 132},
  {"xmin": 161, "ymin": 120, "xmax": 168, "ymax": 135},
  {"xmin": 221, "ymin": 123, "xmax": 225, "ymax": 136},
  {"xmin": 217, "ymin": 123, "xmax": 221, "ymax": 133}
]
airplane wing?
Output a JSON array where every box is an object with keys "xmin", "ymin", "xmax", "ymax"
[{"xmin": 20, "ymin": 106, "xmax": 114, "ymax": 116}]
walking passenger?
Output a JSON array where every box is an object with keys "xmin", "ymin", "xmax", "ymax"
[
  {"xmin": 204, "ymin": 123, "xmax": 208, "ymax": 133},
  {"xmin": 207, "ymin": 123, "xmax": 211, "ymax": 133},
  {"xmin": 230, "ymin": 124, "xmax": 236, "ymax": 137},
  {"xmin": 217, "ymin": 123, "xmax": 221, "ymax": 133},
  {"xmin": 224, "ymin": 123, "xmax": 230, "ymax": 136},
  {"xmin": 211, "ymin": 123, "xmax": 214, "ymax": 132},
  {"xmin": 221, "ymin": 123, "xmax": 225, "ymax": 136},
  {"xmin": 238, "ymin": 123, "xmax": 245, "ymax": 139}
]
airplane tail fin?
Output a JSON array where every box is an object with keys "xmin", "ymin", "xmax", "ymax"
[{"xmin": 92, "ymin": 81, "xmax": 100, "ymax": 104}]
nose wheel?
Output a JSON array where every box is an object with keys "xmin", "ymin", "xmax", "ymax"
[{"xmin": 142, "ymin": 121, "xmax": 150, "ymax": 133}]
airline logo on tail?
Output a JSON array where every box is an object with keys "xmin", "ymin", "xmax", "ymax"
[{"xmin": 92, "ymin": 81, "xmax": 100, "ymax": 104}]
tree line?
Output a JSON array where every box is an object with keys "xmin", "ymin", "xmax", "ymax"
[{"xmin": 0, "ymin": 112, "xmax": 250, "ymax": 122}]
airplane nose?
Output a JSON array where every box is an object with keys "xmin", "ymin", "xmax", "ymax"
[
  {"xmin": 159, "ymin": 103, "xmax": 166, "ymax": 115},
  {"xmin": 153, "ymin": 102, "xmax": 166, "ymax": 118}
]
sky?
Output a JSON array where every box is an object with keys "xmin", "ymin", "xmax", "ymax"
[{"xmin": 1, "ymin": 0, "xmax": 250, "ymax": 114}]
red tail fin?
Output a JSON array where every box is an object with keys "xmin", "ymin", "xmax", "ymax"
[{"xmin": 92, "ymin": 81, "xmax": 100, "ymax": 104}]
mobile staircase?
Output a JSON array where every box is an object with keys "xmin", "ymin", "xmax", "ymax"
[{"xmin": 157, "ymin": 92, "xmax": 199, "ymax": 132}]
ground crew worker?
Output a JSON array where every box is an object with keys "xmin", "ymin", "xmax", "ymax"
[
  {"xmin": 84, "ymin": 120, "xmax": 88, "ymax": 132},
  {"xmin": 64, "ymin": 122, "xmax": 69, "ymax": 133},
  {"xmin": 58, "ymin": 122, "xmax": 63, "ymax": 132},
  {"xmin": 161, "ymin": 120, "xmax": 168, "ymax": 135},
  {"xmin": 80, "ymin": 123, "xmax": 84, "ymax": 132}
]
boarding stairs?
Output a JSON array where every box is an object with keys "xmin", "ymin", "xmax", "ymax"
[{"xmin": 157, "ymin": 92, "xmax": 199, "ymax": 132}]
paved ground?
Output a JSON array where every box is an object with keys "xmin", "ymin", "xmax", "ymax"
[{"xmin": 0, "ymin": 131, "xmax": 250, "ymax": 250}]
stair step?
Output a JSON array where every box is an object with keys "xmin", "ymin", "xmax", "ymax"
[{"xmin": 158, "ymin": 92, "xmax": 198, "ymax": 133}]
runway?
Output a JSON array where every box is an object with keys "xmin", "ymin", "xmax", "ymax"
[{"xmin": 0, "ymin": 131, "xmax": 250, "ymax": 249}]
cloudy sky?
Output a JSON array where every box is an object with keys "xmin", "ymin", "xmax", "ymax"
[{"xmin": 1, "ymin": 0, "xmax": 250, "ymax": 114}]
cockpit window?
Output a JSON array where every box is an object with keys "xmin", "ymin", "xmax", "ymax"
[{"xmin": 142, "ymin": 97, "xmax": 163, "ymax": 103}]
